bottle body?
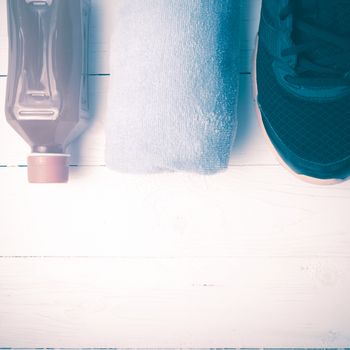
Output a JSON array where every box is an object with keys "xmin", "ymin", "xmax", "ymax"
[{"xmin": 5, "ymin": 0, "xmax": 90, "ymax": 182}]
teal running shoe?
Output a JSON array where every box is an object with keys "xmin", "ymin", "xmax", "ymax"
[{"xmin": 255, "ymin": 0, "xmax": 350, "ymax": 183}]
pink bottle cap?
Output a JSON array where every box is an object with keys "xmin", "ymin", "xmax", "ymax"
[{"xmin": 27, "ymin": 154, "xmax": 70, "ymax": 183}]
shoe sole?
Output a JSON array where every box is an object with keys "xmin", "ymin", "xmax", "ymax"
[{"xmin": 252, "ymin": 36, "xmax": 346, "ymax": 185}]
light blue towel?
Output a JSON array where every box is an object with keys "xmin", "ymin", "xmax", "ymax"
[{"xmin": 106, "ymin": 0, "xmax": 241, "ymax": 173}]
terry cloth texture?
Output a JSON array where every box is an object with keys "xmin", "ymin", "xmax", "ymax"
[{"xmin": 106, "ymin": 0, "xmax": 241, "ymax": 173}]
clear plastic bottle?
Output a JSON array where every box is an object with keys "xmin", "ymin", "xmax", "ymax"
[{"xmin": 5, "ymin": 0, "xmax": 90, "ymax": 183}]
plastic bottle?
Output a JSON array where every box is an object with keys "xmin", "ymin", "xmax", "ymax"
[{"xmin": 5, "ymin": 0, "xmax": 90, "ymax": 183}]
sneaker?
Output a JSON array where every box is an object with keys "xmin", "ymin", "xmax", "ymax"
[{"xmin": 254, "ymin": 0, "xmax": 350, "ymax": 184}]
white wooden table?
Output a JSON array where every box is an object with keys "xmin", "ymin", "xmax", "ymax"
[{"xmin": 1, "ymin": 0, "xmax": 350, "ymax": 347}]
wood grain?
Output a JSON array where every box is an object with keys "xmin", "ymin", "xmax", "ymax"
[
  {"xmin": 0, "ymin": 257, "xmax": 349, "ymax": 347},
  {"xmin": 0, "ymin": 165, "xmax": 349, "ymax": 257}
]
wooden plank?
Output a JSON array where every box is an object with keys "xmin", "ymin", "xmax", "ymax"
[
  {"xmin": 0, "ymin": 0, "xmax": 262, "ymax": 75},
  {"xmin": 0, "ymin": 257, "xmax": 349, "ymax": 347},
  {"xmin": 1, "ymin": 165, "xmax": 349, "ymax": 257}
]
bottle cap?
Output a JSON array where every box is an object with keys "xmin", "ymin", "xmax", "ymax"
[{"xmin": 27, "ymin": 154, "xmax": 70, "ymax": 183}]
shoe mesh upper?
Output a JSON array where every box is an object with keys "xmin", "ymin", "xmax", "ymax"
[{"xmin": 257, "ymin": 44, "xmax": 350, "ymax": 166}]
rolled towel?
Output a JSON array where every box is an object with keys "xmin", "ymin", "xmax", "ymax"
[{"xmin": 106, "ymin": 0, "xmax": 241, "ymax": 173}]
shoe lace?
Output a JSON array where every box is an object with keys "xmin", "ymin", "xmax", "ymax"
[{"xmin": 279, "ymin": 2, "xmax": 350, "ymax": 87}]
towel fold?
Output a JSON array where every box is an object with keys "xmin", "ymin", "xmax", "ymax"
[{"xmin": 106, "ymin": 0, "xmax": 241, "ymax": 173}]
